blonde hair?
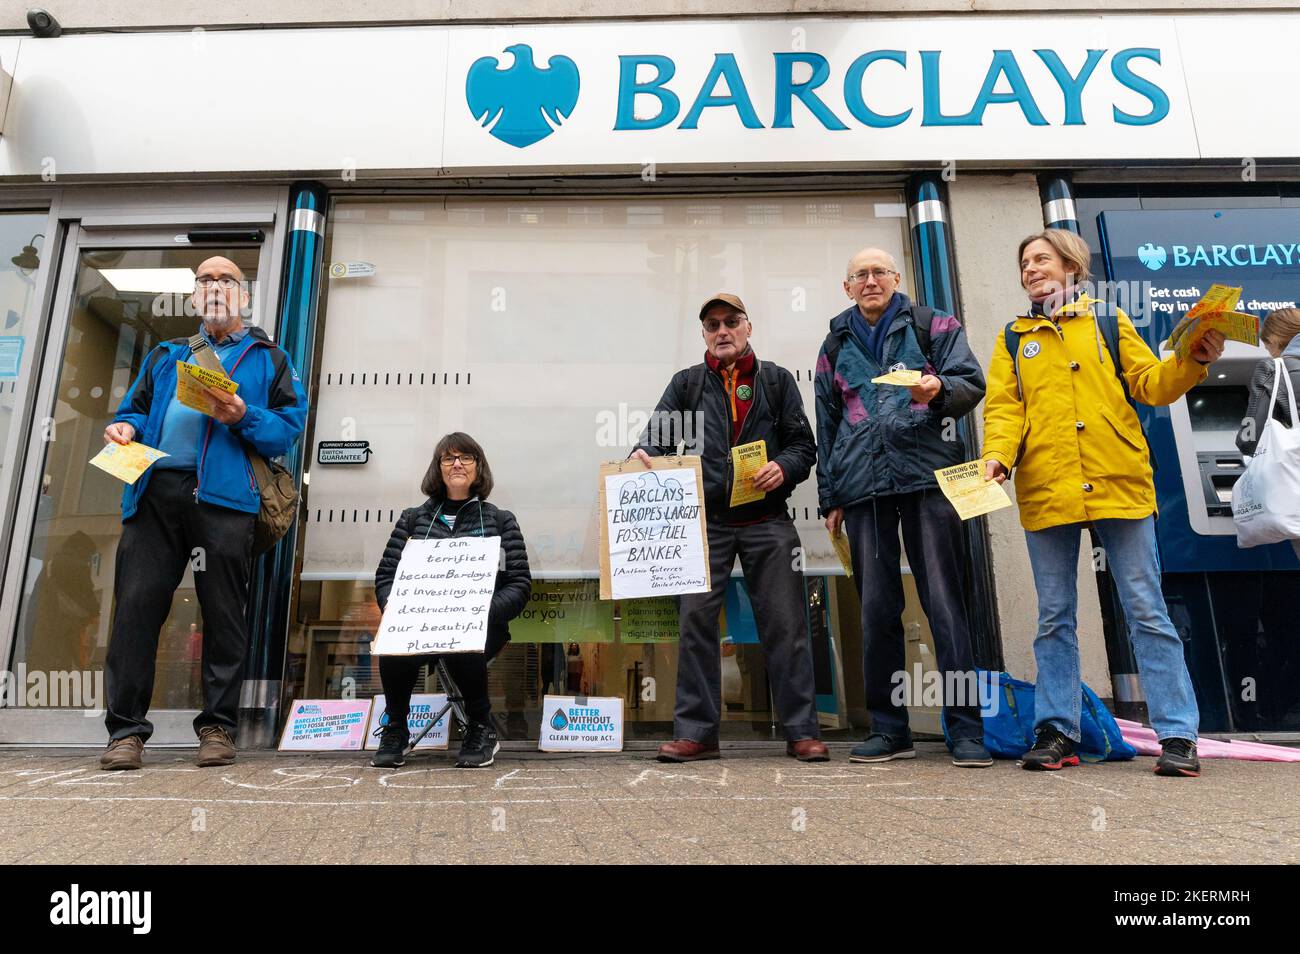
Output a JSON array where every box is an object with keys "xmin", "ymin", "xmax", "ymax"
[
  {"xmin": 1017, "ymin": 229, "xmax": 1092, "ymax": 285},
  {"xmin": 1262, "ymin": 308, "xmax": 1300, "ymax": 353}
]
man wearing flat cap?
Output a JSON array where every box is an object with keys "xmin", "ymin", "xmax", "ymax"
[{"xmin": 632, "ymin": 293, "xmax": 826, "ymax": 763}]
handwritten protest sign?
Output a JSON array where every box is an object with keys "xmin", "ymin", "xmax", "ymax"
[
  {"xmin": 372, "ymin": 537, "xmax": 501, "ymax": 655},
  {"xmin": 599, "ymin": 455, "xmax": 710, "ymax": 601},
  {"xmin": 89, "ymin": 441, "xmax": 168, "ymax": 484},
  {"xmin": 176, "ymin": 360, "xmax": 238, "ymax": 415},
  {"xmin": 934, "ymin": 460, "xmax": 1013, "ymax": 520}
]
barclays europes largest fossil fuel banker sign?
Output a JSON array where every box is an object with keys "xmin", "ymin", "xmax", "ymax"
[{"xmin": 444, "ymin": 17, "xmax": 1199, "ymax": 168}]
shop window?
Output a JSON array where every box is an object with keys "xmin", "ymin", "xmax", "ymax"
[{"xmin": 291, "ymin": 192, "xmax": 930, "ymax": 739}]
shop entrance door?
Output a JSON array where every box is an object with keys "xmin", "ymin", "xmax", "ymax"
[{"xmin": 0, "ymin": 193, "xmax": 285, "ymax": 744}]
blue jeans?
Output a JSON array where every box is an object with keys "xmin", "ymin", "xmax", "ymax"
[{"xmin": 1023, "ymin": 516, "xmax": 1199, "ymax": 743}]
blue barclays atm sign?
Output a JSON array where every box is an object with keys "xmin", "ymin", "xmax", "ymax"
[
  {"xmin": 1101, "ymin": 208, "xmax": 1300, "ymax": 333},
  {"xmin": 463, "ymin": 42, "xmax": 1171, "ymax": 149},
  {"xmin": 1136, "ymin": 241, "xmax": 1300, "ymax": 272}
]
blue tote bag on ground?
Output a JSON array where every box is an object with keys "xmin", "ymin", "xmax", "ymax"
[{"xmin": 941, "ymin": 670, "xmax": 1136, "ymax": 761}]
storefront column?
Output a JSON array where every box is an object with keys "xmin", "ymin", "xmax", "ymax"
[
  {"xmin": 906, "ymin": 174, "xmax": 1001, "ymax": 670},
  {"xmin": 1039, "ymin": 175, "xmax": 1081, "ymax": 233},
  {"xmin": 239, "ymin": 182, "xmax": 327, "ymax": 746}
]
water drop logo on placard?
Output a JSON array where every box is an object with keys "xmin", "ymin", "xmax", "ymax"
[{"xmin": 550, "ymin": 708, "xmax": 570, "ymax": 731}]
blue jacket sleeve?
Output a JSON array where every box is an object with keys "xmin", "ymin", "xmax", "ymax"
[
  {"xmin": 927, "ymin": 313, "xmax": 986, "ymax": 421},
  {"xmin": 230, "ymin": 346, "xmax": 309, "ymax": 459},
  {"xmin": 113, "ymin": 344, "xmax": 167, "ymax": 437}
]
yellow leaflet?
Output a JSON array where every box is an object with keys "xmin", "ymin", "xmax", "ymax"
[
  {"xmin": 729, "ymin": 439, "xmax": 768, "ymax": 508},
  {"xmin": 871, "ymin": 369, "xmax": 923, "ymax": 387},
  {"xmin": 1169, "ymin": 283, "xmax": 1242, "ymax": 350},
  {"xmin": 89, "ymin": 441, "xmax": 169, "ymax": 485},
  {"xmin": 829, "ymin": 527, "xmax": 853, "ymax": 577},
  {"xmin": 934, "ymin": 460, "xmax": 1013, "ymax": 521},
  {"xmin": 176, "ymin": 360, "xmax": 238, "ymax": 416},
  {"xmin": 1174, "ymin": 310, "xmax": 1259, "ymax": 363}
]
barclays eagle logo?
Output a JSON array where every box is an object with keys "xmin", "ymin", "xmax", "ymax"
[
  {"xmin": 1137, "ymin": 243, "xmax": 1167, "ymax": 271},
  {"xmin": 466, "ymin": 44, "xmax": 580, "ymax": 148}
]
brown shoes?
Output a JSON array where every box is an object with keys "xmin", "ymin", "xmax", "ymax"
[
  {"xmin": 197, "ymin": 725, "xmax": 237, "ymax": 767},
  {"xmin": 787, "ymin": 738, "xmax": 830, "ymax": 762},
  {"xmin": 657, "ymin": 738, "xmax": 721, "ymax": 763},
  {"xmin": 99, "ymin": 735, "xmax": 144, "ymax": 771}
]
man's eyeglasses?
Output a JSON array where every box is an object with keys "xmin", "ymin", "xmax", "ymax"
[
  {"xmin": 195, "ymin": 276, "xmax": 241, "ymax": 290},
  {"xmin": 440, "ymin": 454, "xmax": 477, "ymax": 467},
  {"xmin": 848, "ymin": 268, "xmax": 897, "ymax": 285},
  {"xmin": 702, "ymin": 316, "xmax": 746, "ymax": 333}
]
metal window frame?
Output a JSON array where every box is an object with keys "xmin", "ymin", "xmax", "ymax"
[{"xmin": 0, "ymin": 184, "xmax": 290, "ymax": 743}]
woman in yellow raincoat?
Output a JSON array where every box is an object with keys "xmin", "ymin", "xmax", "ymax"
[{"xmin": 981, "ymin": 229, "xmax": 1225, "ymax": 778}]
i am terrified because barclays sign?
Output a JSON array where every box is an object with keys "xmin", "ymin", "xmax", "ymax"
[{"xmin": 465, "ymin": 43, "xmax": 1172, "ymax": 149}]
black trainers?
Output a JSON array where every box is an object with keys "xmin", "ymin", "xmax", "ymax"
[
  {"xmin": 1021, "ymin": 726, "xmax": 1079, "ymax": 771},
  {"xmin": 1155, "ymin": 738, "xmax": 1201, "ymax": 777},
  {"xmin": 370, "ymin": 722, "xmax": 409, "ymax": 768},
  {"xmin": 456, "ymin": 720, "xmax": 500, "ymax": 768}
]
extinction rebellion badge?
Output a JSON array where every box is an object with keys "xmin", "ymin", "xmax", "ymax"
[{"xmin": 735, "ymin": 384, "xmax": 753, "ymax": 401}]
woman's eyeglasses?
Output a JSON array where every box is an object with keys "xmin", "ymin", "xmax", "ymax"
[{"xmin": 440, "ymin": 454, "xmax": 477, "ymax": 467}]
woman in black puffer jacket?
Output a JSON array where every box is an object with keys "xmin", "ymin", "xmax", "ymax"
[{"xmin": 371, "ymin": 432, "xmax": 531, "ymax": 769}]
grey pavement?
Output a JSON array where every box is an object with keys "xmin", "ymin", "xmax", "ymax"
[{"xmin": 0, "ymin": 742, "xmax": 1296, "ymax": 864}]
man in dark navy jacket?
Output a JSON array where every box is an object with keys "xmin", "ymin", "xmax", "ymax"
[
  {"xmin": 632, "ymin": 293, "xmax": 827, "ymax": 763},
  {"xmin": 99, "ymin": 256, "xmax": 308, "ymax": 770}
]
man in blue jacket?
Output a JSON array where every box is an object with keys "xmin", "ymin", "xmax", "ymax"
[
  {"xmin": 815, "ymin": 248, "xmax": 991, "ymax": 767},
  {"xmin": 99, "ymin": 256, "xmax": 308, "ymax": 770}
]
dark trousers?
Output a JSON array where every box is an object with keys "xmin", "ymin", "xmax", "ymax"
[
  {"xmin": 379, "ymin": 625, "xmax": 510, "ymax": 728},
  {"xmin": 674, "ymin": 515, "xmax": 820, "ymax": 743},
  {"xmin": 105, "ymin": 469, "xmax": 255, "ymax": 742},
  {"xmin": 844, "ymin": 490, "xmax": 983, "ymax": 742}
]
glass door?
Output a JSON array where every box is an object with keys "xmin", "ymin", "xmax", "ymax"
[{"xmin": 0, "ymin": 217, "xmax": 278, "ymax": 743}]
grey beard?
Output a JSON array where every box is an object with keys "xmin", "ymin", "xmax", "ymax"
[{"xmin": 202, "ymin": 313, "xmax": 237, "ymax": 332}]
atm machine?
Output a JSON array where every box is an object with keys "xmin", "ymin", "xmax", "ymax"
[
  {"xmin": 1164, "ymin": 339, "xmax": 1261, "ymax": 537},
  {"xmin": 1098, "ymin": 208, "xmax": 1300, "ymax": 734}
]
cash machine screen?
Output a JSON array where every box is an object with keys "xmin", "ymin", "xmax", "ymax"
[{"xmin": 1185, "ymin": 386, "xmax": 1248, "ymax": 451}]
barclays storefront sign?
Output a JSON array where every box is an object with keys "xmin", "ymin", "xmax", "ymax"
[
  {"xmin": 12, "ymin": 14, "xmax": 1286, "ymax": 177},
  {"xmin": 443, "ymin": 18, "xmax": 1203, "ymax": 167},
  {"xmin": 465, "ymin": 41, "xmax": 1171, "ymax": 150}
]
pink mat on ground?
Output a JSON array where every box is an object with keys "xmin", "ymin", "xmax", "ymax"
[{"xmin": 1117, "ymin": 718, "xmax": 1300, "ymax": 762}]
